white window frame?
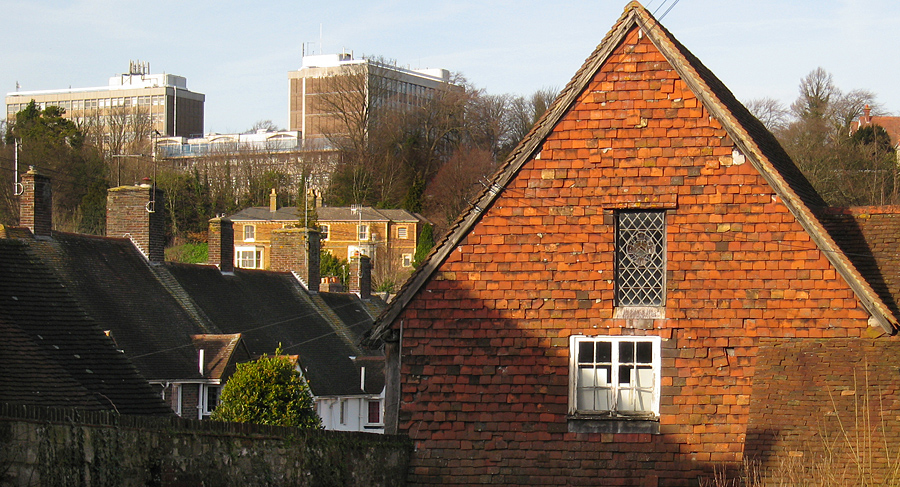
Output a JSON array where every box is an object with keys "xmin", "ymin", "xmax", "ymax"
[
  {"xmin": 235, "ymin": 246, "xmax": 262, "ymax": 269},
  {"xmin": 397, "ymin": 226, "xmax": 408, "ymax": 239},
  {"xmin": 402, "ymin": 253, "xmax": 413, "ymax": 268},
  {"xmin": 568, "ymin": 335, "xmax": 661, "ymax": 418},
  {"xmin": 357, "ymin": 224, "xmax": 369, "ymax": 241},
  {"xmin": 243, "ymin": 224, "xmax": 256, "ymax": 242},
  {"xmin": 319, "ymin": 224, "xmax": 330, "ymax": 241},
  {"xmin": 200, "ymin": 383, "xmax": 221, "ymax": 418},
  {"xmin": 365, "ymin": 399, "xmax": 384, "ymax": 427}
]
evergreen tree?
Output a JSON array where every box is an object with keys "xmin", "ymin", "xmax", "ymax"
[
  {"xmin": 413, "ymin": 223, "xmax": 435, "ymax": 268},
  {"xmin": 211, "ymin": 349, "xmax": 321, "ymax": 428}
]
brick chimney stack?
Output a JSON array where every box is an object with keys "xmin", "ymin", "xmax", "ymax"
[
  {"xmin": 207, "ymin": 217, "xmax": 234, "ymax": 272},
  {"xmin": 270, "ymin": 227, "xmax": 320, "ymax": 292},
  {"xmin": 349, "ymin": 254, "xmax": 371, "ymax": 299},
  {"xmin": 269, "ymin": 189, "xmax": 277, "ymax": 213},
  {"xmin": 19, "ymin": 166, "xmax": 52, "ymax": 238},
  {"xmin": 106, "ymin": 182, "xmax": 166, "ymax": 263}
]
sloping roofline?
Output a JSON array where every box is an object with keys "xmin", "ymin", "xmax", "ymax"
[{"xmin": 368, "ymin": 1, "xmax": 898, "ymax": 343}]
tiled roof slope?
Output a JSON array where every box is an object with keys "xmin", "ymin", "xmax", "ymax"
[
  {"xmin": 192, "ymin": 334, "xmax": 248, "ymax": 380},
  {"xmin": 0, "ymin": 317, "xmax": 103, "ymax": 409},
  {"xmin": 820, "ymin": 207, "xmax": 900, "ymax": 319},
  {"xmin": 31, "ymin": 233, "xmax": 213, "ymax": 381},
  {"xmin": 368, "ymin": 0, "xmax": 898, "ymax": 341},
  {"xmin": 0, "ymin": 239, "xmax": 172, "ymax": 415},
  {"xmin": 161, "ymin": 264, "xmax": 377, "ymax": 397}
]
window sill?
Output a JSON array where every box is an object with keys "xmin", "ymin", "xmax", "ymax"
[
  {"xmin": 613, "ymin": 306, "xmax": 665, "ymax": 321},
  {"xmin": 567, "ymin": 416, "xmax": 659, "ymax": 434}
]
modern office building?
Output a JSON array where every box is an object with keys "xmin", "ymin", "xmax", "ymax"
[
  {"xmin": 288, "ymin": 52, "xmax": 452, "ymax": 148},
  {"xmin": 6, "ymin": 61, "xmax": 204, "ymax": 148}
]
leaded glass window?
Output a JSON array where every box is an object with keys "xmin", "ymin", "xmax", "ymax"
[{"xmin": 616, "ymin": 211, "xmax": 666, "ymax": 307}]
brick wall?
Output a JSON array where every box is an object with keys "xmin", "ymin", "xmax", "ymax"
[
  {"xmin": 748, "ymin": 338, "xmax": 900, "ymax": 483},
  {"xmin": 19, "ymin": 168, "xmax": 52, "ymax": 237},
  {"xmin": 107, "ymin": 185, "xmax": 166, "ymax": 263},
  {"xmin": 391, "ymin": 26, "xmax": 881, "ymax": 486},
  {"xmin": 207, "ymin": 217, "xmax": 234, "ymax": 272}
]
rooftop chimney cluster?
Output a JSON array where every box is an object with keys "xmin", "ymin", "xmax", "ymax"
[{"xmin": 15, "ymin": 175, "xmax": 370, "ymax": 296}]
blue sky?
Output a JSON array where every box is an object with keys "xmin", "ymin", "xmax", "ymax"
[{"xmin": 4, "ymin": 0, "xmax": 898, "ymax": 134}]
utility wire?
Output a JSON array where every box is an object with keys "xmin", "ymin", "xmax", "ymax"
[{"xmin": 658, "ymin": 0, "xmax": 681, "ymax": 21}]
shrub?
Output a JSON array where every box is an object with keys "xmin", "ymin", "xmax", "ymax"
[{"xmin": 211, "ymin": 350, "xmax": 321, "ymax": 428}]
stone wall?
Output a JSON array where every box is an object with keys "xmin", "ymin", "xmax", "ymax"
[{"xmin": 0, "ymin": 404, "xmax": 411, "ymax": 487}]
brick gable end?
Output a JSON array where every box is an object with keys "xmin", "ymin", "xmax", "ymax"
[{"xmin": 394, "ymin": 26, "xmax": 876, "ymax": 486}]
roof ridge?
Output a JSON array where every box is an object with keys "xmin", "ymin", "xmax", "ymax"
[{"xmin": 151, "ymin": 264, "xmax": 220, "ymax": 334}]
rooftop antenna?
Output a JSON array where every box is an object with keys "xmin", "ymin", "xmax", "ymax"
[{"xmin": 13, "ymin": 139, "xmax": 23, "ymax": 196}]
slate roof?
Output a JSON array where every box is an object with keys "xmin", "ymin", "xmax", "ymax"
[
  {"xmin": 368, "ymin": 0, "xmax": 899, "ymax": 342},
  {"xmin": 0, "ymin": 238, "xmax": 172, "ymax": 415},
  {"xmin": 228, "ymin": 205, "xmax": 419, "ymax": 224},
  {"xmin": 160, "ymin": 263, "xmax": 383, "ymax": 396},
  {"xmin": 30, "ymin": 233, "xmax": 212, "ymax": 381},
  {"xmin": 228, "ymin": 206, "xmax": 302, "ymax": 222},
  {"xmin": 1, "ymin": 226, "xmax": 385, "ymax": 405}
]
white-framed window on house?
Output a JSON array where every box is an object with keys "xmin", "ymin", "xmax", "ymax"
[
  {"xmin": 357, "ymin": 224, "xmax": 369, "ymax": 241},
  {"xmin": 339, "ymin": 399, "xmax": 347, "ymax": 425},
  {"xmin": 319, "ymin": 224, "xmax": 330, "ymax": 241},
  {"xmin": 366, "ymin": 399, "xmax": 383, "ymax": 427},
  {"xmin": 616, "ymin": 210, "xmax": 666, "ymax": 308},
  {"xmin": 569, "ymin": 335, "xmax": 661, "ymax": 418},
  {"xmin": 201, "ymin": 384, "xmax": 221, "ymax": 418},
  {"xmin": 243, "ymin": 224, "xmax": 256, "ymax": 242},
  {"xmin": 235, "ymin": 246, "xmax": 263, "ymax": 269},
  {"xmin": 402, "ymin": 253, "xmax": 413, "ymax": 268},
  {"xmin": 397, "ymin": 226, "xmax": 408, "ymax": 239}
]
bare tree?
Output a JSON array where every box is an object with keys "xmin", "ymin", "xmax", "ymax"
[
  {"xmin": 775, "ymin": 68, "xmax": 891, "ymax": 206},
  {"xmin": 745, "ymin": 97, "xmax": 790, "ymax": 132},
  {"xmin": 247, "ymin": 119, "xmax": 282, "ymax": 133}
]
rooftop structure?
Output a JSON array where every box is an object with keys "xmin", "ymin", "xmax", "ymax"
[
  {"xmin": 288, "ymin": 52, "xmax": 453, "ymax": 147},
  {"xmin": 6, "ymin": 61, "xmax": 204, "ymax": 149}
]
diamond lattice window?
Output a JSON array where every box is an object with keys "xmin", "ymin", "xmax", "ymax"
[{"xmin": 616, "ymin": 211, "xmax": 665, "ymax": 307}]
